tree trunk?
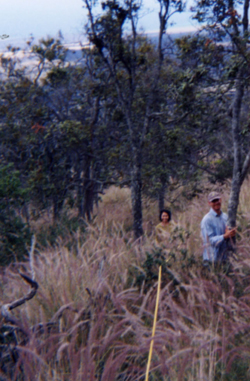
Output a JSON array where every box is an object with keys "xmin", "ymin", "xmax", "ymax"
[
  {"xmin": 77, "ymin": 158, "xmax": 96, "ymax": 222},
  {"xmin": 158, "ymin": 187, "xmax": 165, "ymax": 212},
  {"xmin": 83, "ymin": 179, "xmax": 94, "ymax": 222},
  {"xmin": 158, "ymin": 174, "xmax": 167, "ymax": 212},
  {"xmin": 21, "ymin": 202, "xmax": 30, "ymax": 226},
  {"xmin": 52, "ymin": 188, "xmax": 67, "ymax": 222},
  {"xmin": 227, "ymin": 73, "xmax": 244, "ymax": 228},
  {"xmin": 131, "ymin": 150, "xmax": 143, "ymax": 239},
  {"xmin": 227, "ymin": 0, "xmax": 249, "ymax": 228},
  {"xmin": 52, "ymin": 195, "xmax": 61, "ymax": 222},
  {"xmin": 77, "ymin": 176, "xmax": 84, "ymax": 218}
]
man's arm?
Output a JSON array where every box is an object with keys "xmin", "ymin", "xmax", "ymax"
[{"xmin": 201, "ymin": 216, "xmax": 237, "ymax": 247}]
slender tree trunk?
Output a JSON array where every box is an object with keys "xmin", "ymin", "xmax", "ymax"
[
  {"xmin": 158, "ymin": 187, "xmax": 165, "ymax": 212},
  {"xmin": 227, "ymin": 0, "xmax": 249, "ymax": 228},
  {"xmin": 22, "ymin": 202, "xmax": 30, "ymax": 226},
  {"xmin": 83, "ymin": 170, "xmax": 93, "ymax": 222},
  {"xmin": 227, "ymin": 175, "xmax": 241, "ymax": 229},
  {"xmin": 227, "ymin": 72, "xmax": 244, "ymax": 228},
  {"xmin": 77, "ymin": 175, "xmax": 84, "ymax": 218},
  {"xmin": 52, "ymin": 195, "xmax": 60, "ymax": 222},
  {"xmin": 52, "ymin": 188, "xmax": 67, "ymax": 222},
  {"xmin": 158, "ymin": 174, "xmax": 167, "ymax": 212},
  {"xmin": 131, "ymin": 149, "xmax": 143, "ymax": 239},
  {"xmin": 77, "ymin": 159, "xmax": 92, "ymax": 221}
]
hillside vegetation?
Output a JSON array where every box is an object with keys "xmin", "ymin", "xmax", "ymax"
[
  {"xmin": 1, "ymin": 181, "xmax": 250, "ymax": 381},
  {"xmin": 1, "ymin": 0, "xmax": 250, "ymax": 378}
]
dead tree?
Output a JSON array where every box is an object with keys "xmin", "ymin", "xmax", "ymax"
[{"xmin": 0, "ymin": 273, "xmax": 38, "ymax": 379}]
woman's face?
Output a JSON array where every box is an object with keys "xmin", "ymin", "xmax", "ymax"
[{"xmin": 161, "ymin": 212, "xmax": 169, "ymax": 223}]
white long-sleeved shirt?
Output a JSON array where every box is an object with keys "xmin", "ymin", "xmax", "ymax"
[{"xmin": 201, "ymin": 208, "xmax": 228, "ymax": 262}]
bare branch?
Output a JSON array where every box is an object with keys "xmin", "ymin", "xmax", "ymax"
[{"xmin": 1, "ymin": 273, "xmax": 38, "ymax": 321}]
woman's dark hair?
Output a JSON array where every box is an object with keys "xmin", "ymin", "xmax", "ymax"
[{"xmin": 159, "ymin": 209, "xmax": 171, "ymax": 222}]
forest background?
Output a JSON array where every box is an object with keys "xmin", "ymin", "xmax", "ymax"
[{"xmin": 1, "ymin": 0, "xmax": 250, "ymax": 379}]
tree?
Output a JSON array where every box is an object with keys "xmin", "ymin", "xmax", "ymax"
[
  {"xmin": 0, "ymin": 34, "xmax": 121, "ymax": 226},
  {"xmin": 41, "ymin": 49, "xmax": 111, "ymax": 221},
  {"xmin": 83, "ymin": 0, "xmax": 184, "ymax": 238},
  {"xmin": 191, "ymin": 0, "xmax": 250, "ymax": 228},
  {"xmin": 174, "ymin": 35, "xmax": 234, "ymax": 181}
]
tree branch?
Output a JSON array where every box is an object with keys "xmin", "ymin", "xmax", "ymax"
[{"xmin": 1, "ymin": 273, "xmax": 38, "ymax": 322}]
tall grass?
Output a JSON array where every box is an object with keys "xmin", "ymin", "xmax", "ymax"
[{"xmin": 1, "ymin": 180, "xmax": 250, "ymax": 380}]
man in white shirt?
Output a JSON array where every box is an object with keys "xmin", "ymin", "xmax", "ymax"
[{"xmin": 201, "ymin": 192, "xmax": 236, "ymax": 262}]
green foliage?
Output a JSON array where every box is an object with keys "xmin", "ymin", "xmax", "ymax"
[
  {"xmin": 36, "ymin": 214, "xmax": 87, "ymax": 249},
  {"xmin": 129, "ymin": 249, "xmax": 189, "ymax": 292},
  {"xmin": 0, "ymin": 216, "xmax": 31, "ymax": 266},
  {"xmin": 0, "ymin": 163, "xmax": 31, "ymax": 265},
  {"xmin": 32, "ymin": 37, "xmax": 67, "ymax": 63},
  {"xmin": 1, "ymin": 0, "xmax": 247, "ymax": 244},
  {"xmin": 46, "ymin": 67, "xmax": 69, "ymax": 86},
  {"xmin": 215, "ymin": 358, "xmax": 250, "ymax": 380},
  {"xmin": 210, "ymin": 158, "xmax": 234, "ymax": 183}
]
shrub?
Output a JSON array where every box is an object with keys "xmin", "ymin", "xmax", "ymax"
[{"xmin": 0, "ymin": 163, "xmax": 31, "ymax": 265}]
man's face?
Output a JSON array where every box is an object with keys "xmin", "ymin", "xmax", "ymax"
[{"xmin": 209, "ymin": 198, "xmax": 222, "ymax": 214}]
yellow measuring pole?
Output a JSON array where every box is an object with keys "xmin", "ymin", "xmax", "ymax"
[{"xmin": 145, "ymin": 265, "xmax": 162, "ymax": 381}]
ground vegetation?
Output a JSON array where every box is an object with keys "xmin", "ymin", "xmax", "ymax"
[{"xmin": 0, "ymin": 184, "xmax": 250, "ymax": 380}]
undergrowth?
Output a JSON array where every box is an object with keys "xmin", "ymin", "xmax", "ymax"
[{"xmin": 1, "ymin": 182, "xmax": 250, "ymax": 380}]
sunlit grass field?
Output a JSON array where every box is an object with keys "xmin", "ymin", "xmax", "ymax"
[{"xmin": 1, "ymin": 180, "xmax": 250, "ymax": 380}]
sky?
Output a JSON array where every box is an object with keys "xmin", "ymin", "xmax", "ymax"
[{"xmin": 0, "ymin": 0, "xmax": 198, "ymax": 48}]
